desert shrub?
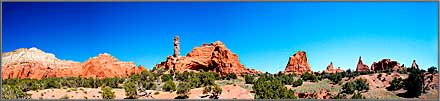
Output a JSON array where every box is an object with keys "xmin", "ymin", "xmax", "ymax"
[
  {"xmin": 342, "ymin": 81, "xmax": 356, "ymax": 94},
  {"xmin": 377, "ymin": 73, "xmax": 382, "ymax": 79},
  {"xmin": 199, "ymin": 71, "xmax": 216, "ymax": 87},
  {"xmin": 332, "ymin": 93, "xmax": 346, "ymax": 99},
  {"xmin": 301, "ymin": 72, "xmax": 317, "ymax": 82},
  {"xmin": 176, "ymin": 82, "xmax": 191, "ymax": 99},
  {"xmin": 403, "ymin": 68, "xmax": 424, "ymax": 98},
  {"xmin": 124, "ymin": 81, "xmax": 137, "ymax": 99},
  {"xmin": 244, "ymin": 75, "xmax": 255, "ymax": 84},
  {"xmin": 328, "ymin": 73, "xmax": 343, "ymax": 83},
  {"xmin": 359, "ymin": 71, "xmax": 367, "ymax": 75},
  {"xmin": 101, "ymin": 86, "xmax": 115, "ymax": 99},
  {"xmin": 387, "ymin": 78, "xmax": 403, "ymax": 91},
  {"xmin": 428, "ymin": 66, "xmax": 438, "ymax": 74},
  {"xmin": 351, "ymin": 92, "xmax": 365, "ymax": 99},
  {"xmin": 223, "ymin": 73, "xmax": 237, "ymax": 80},
  {"xmin": 154, "ymin": 91, "xmax": 160, "ymax": 95},
  {"xmin": 1, "ymin": 85, "xmax": 31, "ymax": 99},
  {"xmin": 253, "ymin": 75, "xmax": 297, "ymax": 99},
  {"xmin": 162, "ymin": 80, "xmax": 176, "ymax": 92},
  {"xmin": 161, "ymin": 74, "xmax": 173, "ymax": 82},
  {"xmin": 142, "ymin": 82, "xmax": 157, "ymax": 90},
  {"xmin": 354, "ymin": 78, "xmax": 369, "ymax": 92},
  {"xmin": 292, "ymin": 78, "xmax": 303, "ymax": 87},
  {"xmin": 212, "ymin": 85, "xmax": 222, "ymax": 99}
]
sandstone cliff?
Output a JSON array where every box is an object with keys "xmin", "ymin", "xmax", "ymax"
[
  {"xmin": 356, "ymin": 56, "xmax": 370, "ymax": 72},
  {"xmin": 1, "ymin": 48, "xmax": 144, "ymax": 79},
  {"xmin": 370, "ymin": 59, "xmax": 403, "ymax": 71}
]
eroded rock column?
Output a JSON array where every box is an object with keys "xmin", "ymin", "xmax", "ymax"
[{"xmin": 173, "ymin": 36, "xmax": 180, "ymax": 57}]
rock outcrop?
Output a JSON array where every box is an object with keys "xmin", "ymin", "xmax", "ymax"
[
  {"xmin": 2, "ymin": 47, "xmax": 144, "ymax": 80},
  {"xmin": 81, "ymin": 53, "xmax": 145, "ymax": 79},
  {"xmin": 154, "ymin": 36, "xmax": 260, "ymax": 76},
  {"xmin": 324, "ymin": 62, "xmax": 344, "ymax": 74},
  {"xmin": 411, "ymin": 60, "xmax": 419, "ymax": 69},
  {"xmin": 284, "ymin": 51, "xmax": 312, "ymax": 75},
  {"xmin": 356, "ymin": 56, "xmax": 370, "ymax": 72},
  {"xmin": 370, "ymin": 59, "xmax": 402, "ymax": 71}
]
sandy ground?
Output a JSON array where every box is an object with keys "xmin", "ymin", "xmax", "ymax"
[{"xmin": 27, "ymin": 84, "xmax": 253, "ymax": 99}]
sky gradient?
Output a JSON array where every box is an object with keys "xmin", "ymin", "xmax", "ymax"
[{"xmin": 3, "ymin": 2, "xmax": 438, "ymax": 73}]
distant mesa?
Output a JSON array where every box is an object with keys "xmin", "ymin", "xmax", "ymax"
[
  {"xmin": 1, "ymin": 48, "xmax": 144, "ymax": 80},
  {"xmin": 284, "ymin": 51, "xmax": 312, "ymax": 75},
  {"xmin": 356, "ymin": 56, "xmax": 370, "ymax": 72},
  {"xmin": 153, "ymin": 35, "xmax": 260, "ymax": 76},
  {"xmin": 324, "ymin": 62, "xmax": 343, "ymax": 74}
]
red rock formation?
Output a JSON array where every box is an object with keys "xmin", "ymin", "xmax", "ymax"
[
  {"xmin": 81, "ymin": 53, "xmax": 144, "ymax": 79},
  {"xmin": 370, "ymin": 59, "xmax": 402, "ymax": 71},
  {"xmin": 324, "ymin": 62, "xmax": 344, "ymax": 74},
  {"xmin": 411, "ymin": 60, "xmax": 419, "ymax": 69},
  {"xmin": 154, "ymin": 40, "xmax": 260, "ymax": 76},
  {"xmin": 335, "ymin": 67, "xmax": 344, "ymax": 73},
  {"xmin": 2, "ymin": 48, "xmax": 144, "ymax": 80},
  {"xmin": 356, "ymin": 56, "xmax": 370, "ymax": 72},
  {"xmin": 284, "ymin": 51, "xmax": 312, "ymax": 75}
]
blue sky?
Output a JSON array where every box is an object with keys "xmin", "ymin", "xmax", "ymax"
[{"xmin": 3, "ymin": 2, "xmax": 438, "ymax": 73}]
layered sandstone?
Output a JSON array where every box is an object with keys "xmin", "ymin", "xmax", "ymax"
[
  {"xmin": 81, "ymin": 53, "xmax": 145, "ymax": 79},
  {"xmin": 284, "ymin": 51, "xmax": 312, "ymax": 75},
  {"xmin": 324, "ymin": 62, "xmax": 343, "ymax": 74},
  {"xmin": 370, "ymin": 59, "xmax": 402, "ymax": 71},
  {"xmin": 356, "ymin": 56, "xmax": 370, "ymax": 72},
  {"xmin": 2, "ymin": 48, "xmax": 144, "ymax": 79},
  {"xmin": 154, "ymin": 37, "xmax": 260, "ymax": 76}
]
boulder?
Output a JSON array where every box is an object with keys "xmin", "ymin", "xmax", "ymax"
[{"xmin": 284, "ymin": 51, "xmax": 312, "ymax": 76}]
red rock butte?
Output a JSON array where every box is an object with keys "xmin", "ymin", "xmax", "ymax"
[
  {"xmin": 324, "ymin": 62, "xmax": 344, "ymax": 74},
  {"xmin": 1, "ymin": 47, "xmax": 145, "ymax": 80},
  {"xmin": 371, "ymin": 59, "xmax": 404, "ymax": 71},
  {"xmin": 284, "ymin": 51, "xmax": 312, "ymax": 75},
  {"xmin": 153, "ymin": 36, "xmax": 260, "ymax": 76}
]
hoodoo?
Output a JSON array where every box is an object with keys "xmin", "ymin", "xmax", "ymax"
[
  {"xmin": 284, "ymin": 51, "xmax": 312, "ymax": 75},
  {"xmin": 356, "ymin": 56, "xmax": 370, "ymax": 72}
]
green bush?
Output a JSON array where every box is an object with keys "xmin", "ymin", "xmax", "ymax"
[
  {"xmin": 161, "ymin": 74, "xmax": 173, "ymax": 82},
  {"xmin": 223, "ymin": 73, "xmax": 237, "ymax": 80},
  {"xmin": 101, "ymin": 86, "xmax": 115, "ymax": 99},
  {"xmin": 124, "ymin": 81, "xmax": 137, "ymax": 99},
  {"xmin": 244, "ymin": 75, "xmax": 254, "ymax": 84},
  {"xmin": 428, "ymin": 66, "xmax": 438, "ymax": 74},
  {"xmin": 301, "ymin": 72, "xmax": 317, "ymax": 82},
  {"xmin": 403, "ymin": 68, "xmax": 424, "ymax": 98},
  {"xmin": 354, "ymin": 78, "xmax": 369, "ymax": 92},
  {"xmin": 387, "ymin": 77, "xmax": 403, "ymax": 91},
  {"xmin": 342, "ymin": 82, "xmax": 356, "ymax": 94},
  {"xmin": 253, "ymin": 75, "xmax": 297, "ymax": 99},
  {"xmin": 176, "ymin": 82, "xmax": 191, "ymax": 99},
  {"xmin": 162, "ymin": 80, "xmax": 176, "ymax": 92},
  {"xmin": 1, "ymin": 85, "xmax": 31, "ymax": 99}
]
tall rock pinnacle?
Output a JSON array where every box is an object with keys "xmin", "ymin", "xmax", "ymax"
[{"xmin": 173, "ymin": 35, "xmax": 180, "ymax": 57}]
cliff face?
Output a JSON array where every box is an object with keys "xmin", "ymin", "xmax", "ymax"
[
  {"xmin": 284, "ymin": 51, "xmax": 312, "ymax": 75},
  {"xmin": 81, "ymin": 53, "xmax": 145, "ymax": 79},
  {"xmin": 1, "ymin": 48, "xmax": 144, "ymax": 80},
  {"xmin": 154, "ymin": 36, "xmax": 260, "ymax": 76}
]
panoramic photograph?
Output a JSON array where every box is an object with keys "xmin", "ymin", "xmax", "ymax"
[{"xmin": 1, "ymin": 2, "xmax": 439, "ymax": 100}]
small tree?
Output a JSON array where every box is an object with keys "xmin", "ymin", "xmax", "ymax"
[
  {"xmin": 176, "ymin": 82, "xmax": 191, "ymax": 99},
  {"xmin": 223, "ymin": 73, "xmax": 237, "ymax": 80},
  {"xmin": 342, "ymin": 82, "xmax": 356, "ymax": 94},
  {"xmin": 161, "ymin": 74, "xmax": 173, "ymax": 82},
  {"xmin": 301, "ymin": 72, "xmax": 317, "ymax": 82},
  {"xmin": 162, "ymin": 80, "xmax": 176, "ymax": 92},
  {"xmin": 403, "ymin": 68, "xmax": 424, "ymax": 97},
  {"xmin": 244, "ymin": 75, "xmax": 254, "ymax": 84},
  {"xmin": 387, "ymin": 78, "xmax": 403, "ymax": 91},
  {"xmin": 124, "ymin": 81, "xmax": 137, "ymax": 99},
  {"xmin": 212, "ymin": 85, "xmax": 223, "ymax": 99},
  {"xmin": 428, "ymin": 66, "xmax": 438, "ymax": 74},
  {"xmin": 101, "ymin": 86, "xmax": 115, "ymax": 99}
]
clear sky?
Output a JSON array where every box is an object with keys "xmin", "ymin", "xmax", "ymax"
[{"xmin": 3, "ymin": 2, "xmax": 438, "ymax": 73}]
